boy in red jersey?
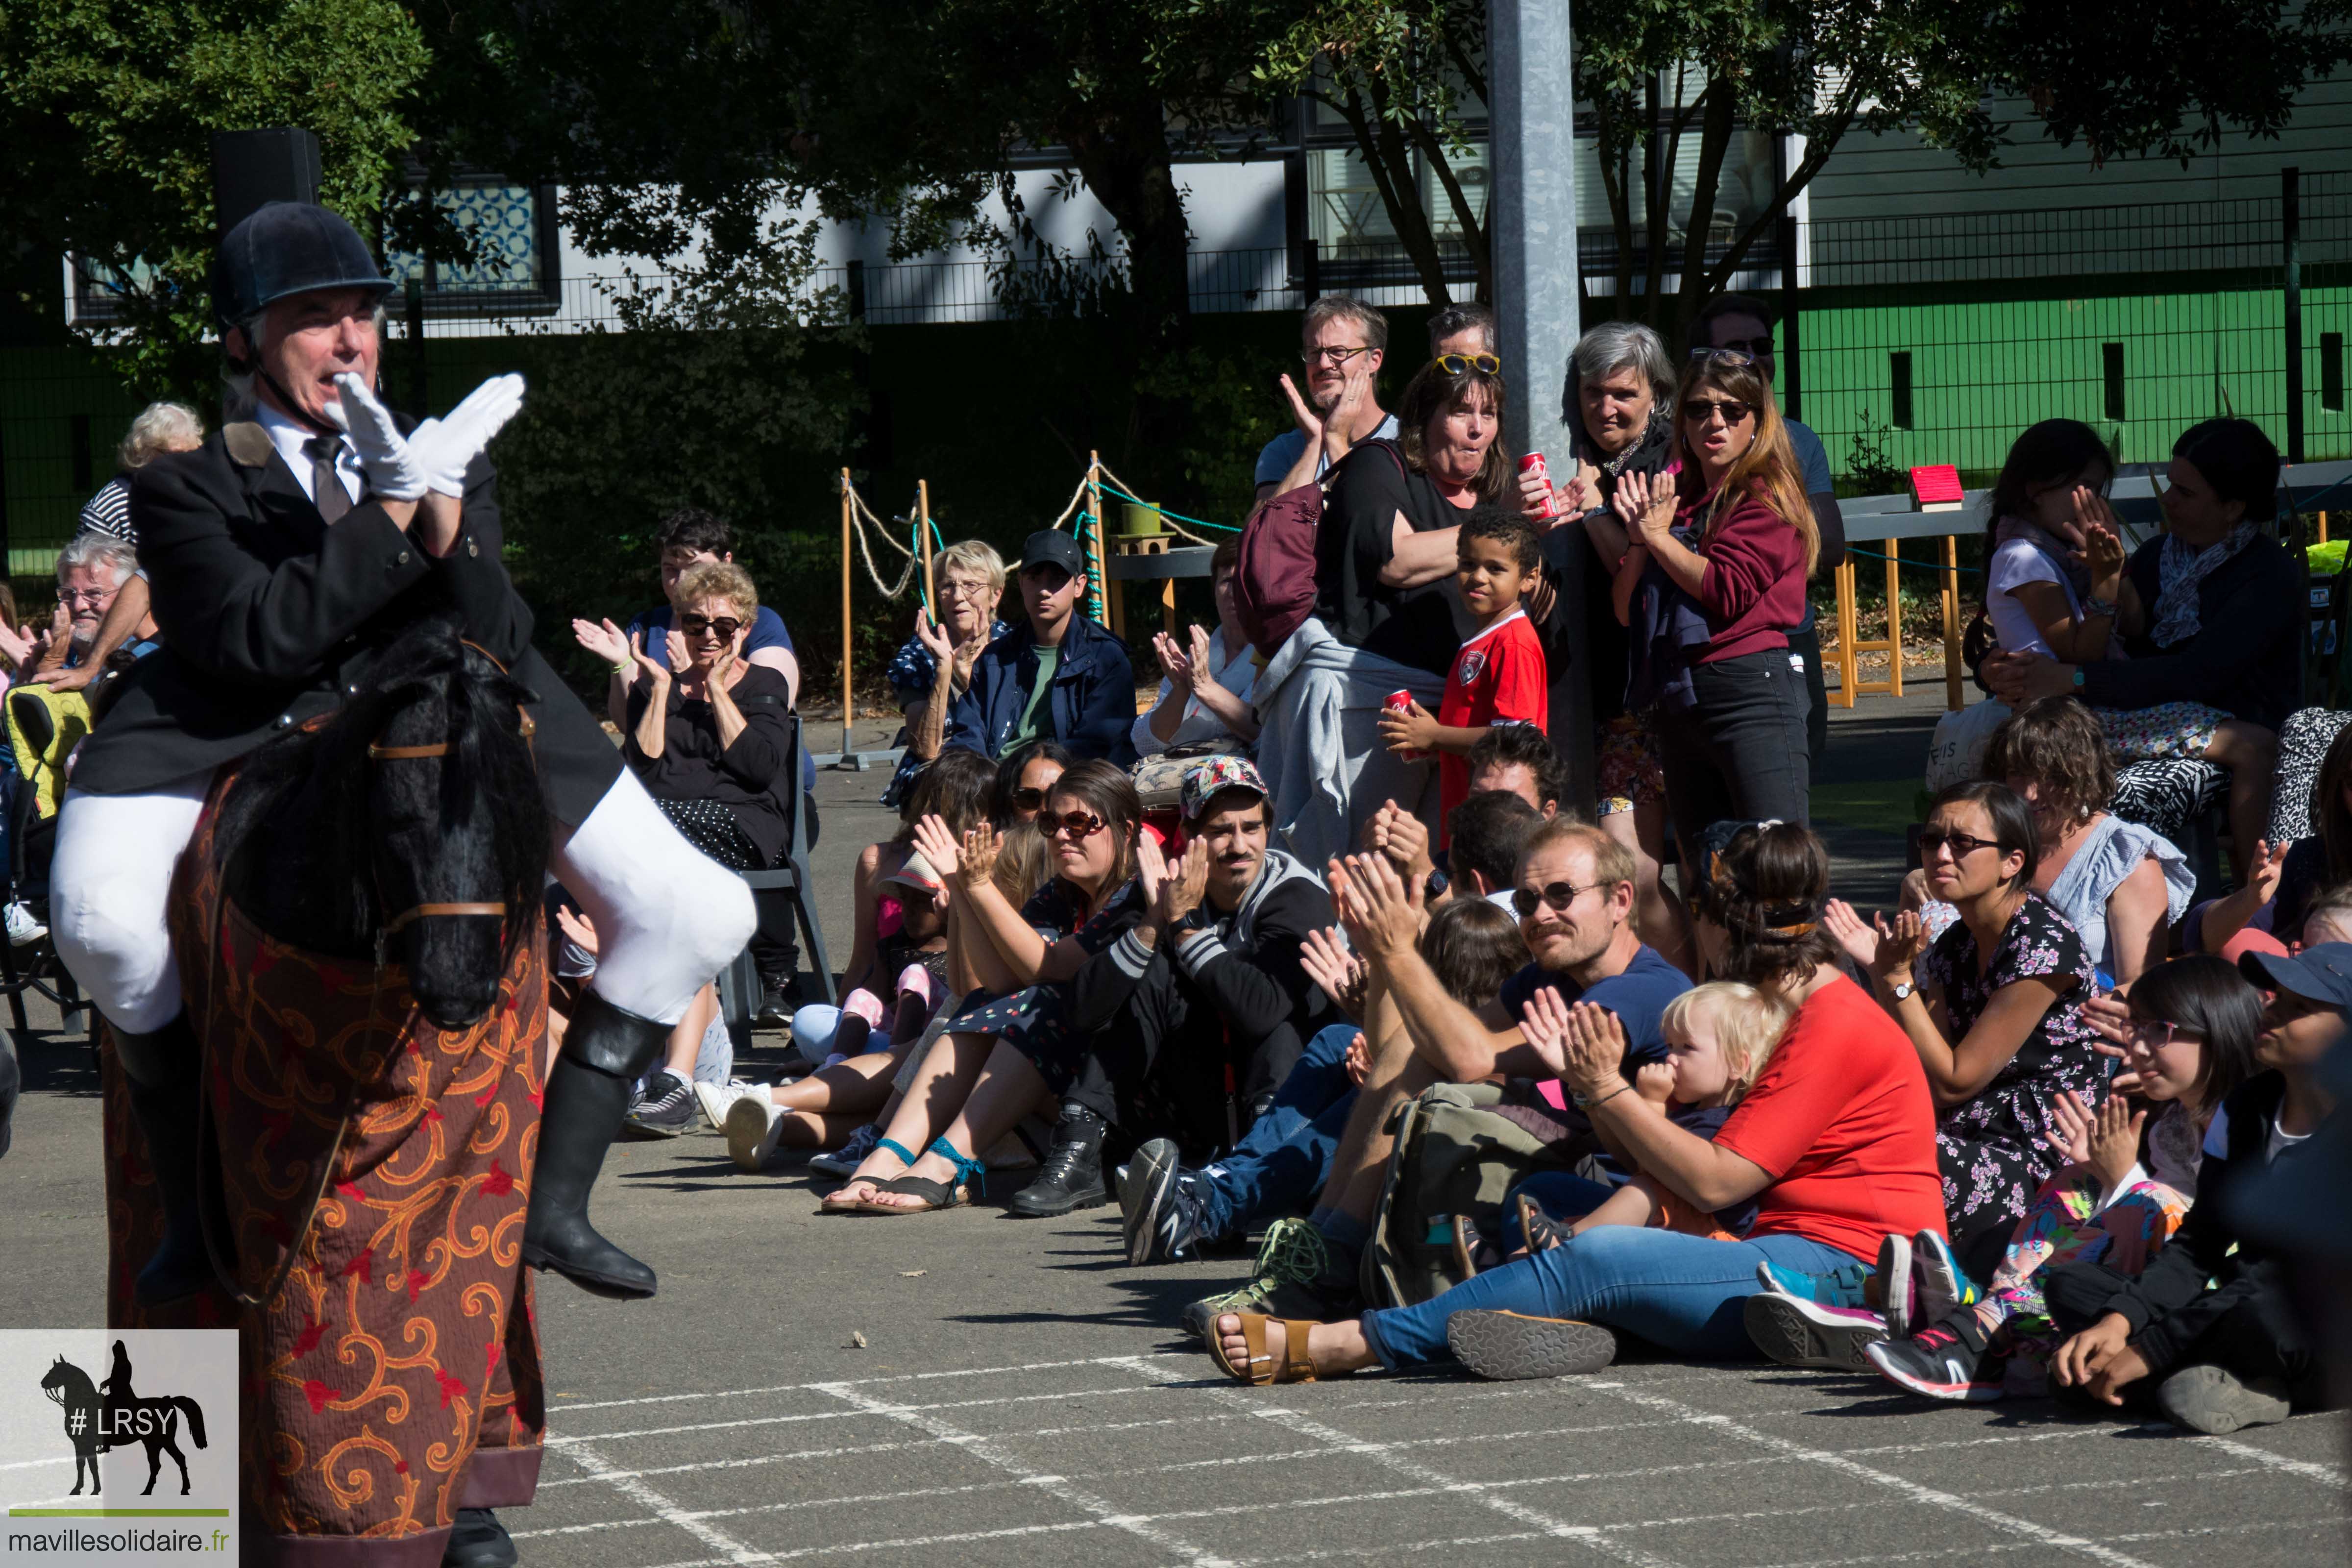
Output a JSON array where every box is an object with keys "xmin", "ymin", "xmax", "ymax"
[{"xmin": 1378, "ymin": 506, "xmax": 1549, "ymax": 840}]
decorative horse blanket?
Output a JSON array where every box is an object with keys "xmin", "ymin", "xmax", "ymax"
[{"xmin": 102, "ymin": 767, "xmax": 547, "ymax": 1566}]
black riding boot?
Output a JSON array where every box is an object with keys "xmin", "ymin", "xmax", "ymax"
[
  {"xmin": 522, "ymin": 991, "xmax": 669, "ymax": 1299},
  {"xmin": 109, "ymin": 1013, "xmax": 217, "ymax": 1306},
  {"xmin": 1008, "ymin": 1099, "xmax": 1108, "ymax": 1217}
]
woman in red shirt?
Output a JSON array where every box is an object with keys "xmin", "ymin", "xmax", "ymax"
[
  {"xmin": 1612, "ymin": 352, "xmax": 1818, "ymax": 865},
  {"xmin": 1203, "ymin": 822, "xmax": 1946, "ymax": 1383}
]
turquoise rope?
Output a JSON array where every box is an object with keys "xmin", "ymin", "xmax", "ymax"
[
  {"xmin": 1847, "ymin": 544, "xmax": 1983, "ymax": 577},
  {"xmin": 1093, "ymin": 478, "xmax": 1242, "ymax": 534},
  {"xmin": 926, "ymin": 1136, "xmax": 989, "ymax": 1198}
]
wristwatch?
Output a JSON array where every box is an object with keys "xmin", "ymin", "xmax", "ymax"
[
  {"xmin": 2069, "ymin": 667, "xmax": 2086, "ymax": 689},
  {"xmin": 1888, "ymin": 978, "xmax": 1915, "ymax": 1002}
]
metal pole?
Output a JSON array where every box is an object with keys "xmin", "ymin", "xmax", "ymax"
[
  {"xmin": 1777, "ymin": 210, "xmax": 1802, "ymax": 421},
  {"xmin": 840, "ymin": 468, "xmax": 854, "ymax": 757},
  {"xmin": 2285, "ymin": 166, "xmax": 2304, "ymax": 465},
  {"xmin": 1490, "ymin": 0, "xmax": 1592, "ymax": 806},
  {"xmin": 405, "ymin": 277, "xmax": 427, "ymax": 413}
]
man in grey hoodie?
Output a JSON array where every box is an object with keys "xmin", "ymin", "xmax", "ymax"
[{"xmin": 1010, "ymin": 758, "xmax": 1335, "ymax": 1216}]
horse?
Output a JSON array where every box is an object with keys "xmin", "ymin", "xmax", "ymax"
[
  {"xmin": 211, "ymin": 613, "xmax": 548, "ymax": 1029},
  {"xmin": 39, "ymin": 1357, "xmax": 102, "ymax": 1495},
  {"xmin": 92, "ymin": 1341, "xmax": 208, "ymax": 1496}
]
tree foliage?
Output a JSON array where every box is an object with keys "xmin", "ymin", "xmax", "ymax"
[{"xmin": 0, "ymin": 0, "xmax": 428, "ymax": 395}]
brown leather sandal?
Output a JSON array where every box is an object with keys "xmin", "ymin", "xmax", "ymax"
[{"xmin": 1206, "ymin": 1312, "xmax": 1322, "ymax": 1386}]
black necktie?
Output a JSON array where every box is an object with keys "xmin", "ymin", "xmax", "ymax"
[{"xmin": 304, "ymin": 436, "xmax": 350, "ymax": 523}]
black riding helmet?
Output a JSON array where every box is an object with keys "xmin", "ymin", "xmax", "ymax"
[{"xmin": 210, "ymin": 200, "xmax": 394, "ymax": 340}]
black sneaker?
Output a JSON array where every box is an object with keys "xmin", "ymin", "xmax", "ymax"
[
  {"xmin": 754, "ymin": 983, "xmax": 795, "ymax": 1029},
  {"xmin": 1123, "ymin": 1138, "xmax": 1217, "ymax": 1265},
  {"xmin": 622, "ymin": 1071, "xmax": 696, "ymax": 1139},
  {"xmin": 442, "ymin": 1507, "xmax": 517, "ymax": 1568},
  {"xmin": 1008, "ymin": 1101, "xmax": 1108, "ymax": 1217},
  {"xmin": 1864, "ymin": 1323, "xmax": 2007, "ymax": 1402}
]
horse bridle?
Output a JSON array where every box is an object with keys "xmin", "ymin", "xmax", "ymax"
[{"xmin": 364, "ymin": 669, "xmax": 536, "ymax": 963}]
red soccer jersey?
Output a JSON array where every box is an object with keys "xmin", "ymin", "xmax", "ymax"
[{"xmin": 1436, "ymin": 608, "xmax": 1548, "ymax": 837}]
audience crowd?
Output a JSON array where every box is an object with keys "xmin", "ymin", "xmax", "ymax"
[{"xmin": 8, "ymin": 292, "xmax": 2345, "ymax": 1448}]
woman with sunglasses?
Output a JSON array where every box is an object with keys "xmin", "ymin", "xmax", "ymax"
[
  {"xmin": 620, "ymin": 560, "xmax": 798, "ymax": 875},
  {"xmin": 822, "ymin": 760, "xmax": 1149, "ymax": 1214},
  {"xmin": 1823, "ymin": 782, "xmax": 2107, "ymax": 1283},
  {"xmin": 1609, "ymin": 348, "xmax": 1818, "ymax": 862}
]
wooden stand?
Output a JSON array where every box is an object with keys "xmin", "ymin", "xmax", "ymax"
[
  {"xmin": 1831, "ymin": 527, "xmax": 1966, "ymax": 711},
  {"xmin": 1108, "ymin": 534, "xmax": 1178, "ymax": 638}
]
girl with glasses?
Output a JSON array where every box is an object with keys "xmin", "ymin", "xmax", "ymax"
[
  {"xmin": 1608, "ymin": 349, "xmax": 1818, "ymax": 874},
  {"xmin": 1822, "ymin": 782, "xmax": 2107, "ymax": 1285},
  {"xmin": 821, "ymin": 761, "xmax": 1148, "ymax": 1214}
]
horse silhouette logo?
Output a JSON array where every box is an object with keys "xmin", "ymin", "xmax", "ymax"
[{"xmin": 37, "ymin": 1340, "xmax": 209, "ymax": 1496}]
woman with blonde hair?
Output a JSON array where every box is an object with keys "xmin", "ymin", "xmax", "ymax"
[{"xmin": 1612, "ymin": 348, "xmax": 1818, "ymax": 856}]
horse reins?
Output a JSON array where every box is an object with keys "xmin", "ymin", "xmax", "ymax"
[{"xmin": 365, "ymin": 648, "xmax": 537, "ymax": 958}]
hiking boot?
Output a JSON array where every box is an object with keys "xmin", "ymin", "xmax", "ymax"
[
  {"xmin": 724, "ymin": 1093, "xmax": 787, "ymax": 1172},
  {"xmin": 1007, "ymin": 1100, "xmax": 1107, "ymax": 1217},
  {"xmin": 441, "ymin": 1507, "xmax": 516, "ymax": 1568},
  {"xmin": 1743, "ymin": 1293, "xmax": 1887, "ymax": 1371},
  {"xmin": 2156, "ymin": 1365, "xmax": 2293, "ymax": 1434},
  {"xmin": 1181, "ymin": 1218, "xmax": 1352, "ymax": 1340},
  {"xmin": 1754, "ymin": 1255, "xmax": 1874, "ymax": 1312},
  {"xmin": 1446, "ymin": 1311, "xmax": 1618, "ymax": 1380},
  {"xmin": 1865, "ymin": 1322, "xmax": 2007, "ymax": 1402},
  {"xmin": 1123, "ymin": 1138, "xmax": 1216, "ymax": 1265},
  {"xmin": 622, "ymin": 1071, "xmax": 696, "ymax": 1139}
]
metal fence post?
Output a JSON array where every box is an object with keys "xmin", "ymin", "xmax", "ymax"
[
  {"xmin": 1301, "ymin": 238, "xmax": 1321, "ymax": 305},
  {"xmin": 2284, "ymin": 166, "xmax": 2303, "ymax": 465},
  {"xmin": 1778, "ymin": 210, "xmax": 1802, "ymax": 421},
  {"xmin": 405, "ymin": 278, "xmax": 427, "ymax": 414}
]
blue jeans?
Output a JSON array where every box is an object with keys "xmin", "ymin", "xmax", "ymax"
[
  {"xmin": 1198, "ymin": 1022, "xmax": 1359, "ymax": 1238},
  {"xmin": 1360, "ymin": 1226, "xmax": 1857, "ymax": 1365}
]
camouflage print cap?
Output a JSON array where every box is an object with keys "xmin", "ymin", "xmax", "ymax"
[{"xmin": 1179, "ymin": 755, "xmax": 1268, "ymax": 821}]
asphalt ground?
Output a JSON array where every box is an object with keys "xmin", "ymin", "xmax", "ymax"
[{"xmin": 2, "ymin": 686, "xmax": 2347, "ymax": 1565}]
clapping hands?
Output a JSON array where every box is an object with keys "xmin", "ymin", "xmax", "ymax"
[
  {"xmin": 1610, "ymin": 469, "xmax": 1677, "ymax": 548},
  {"xmin": 1299, "ymin": 925, "xmax": 1367, "ymax": 1022}
]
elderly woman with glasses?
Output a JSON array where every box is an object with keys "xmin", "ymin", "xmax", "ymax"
[
  {"xmin": 882, "ymin": 539, "xmax": 1012, "ymax": 809},
  {"xmin": 621, "ymin": 560, "xmax": 798, "ymax": 872},
  {"xmin": 1610, "ymin": 348, "xmax": 1819, "ymax": 858}
]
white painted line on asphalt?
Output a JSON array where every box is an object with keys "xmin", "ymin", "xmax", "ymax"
[
  {"xmin": 1595, "ymin": 1383, "xmax": 2165, "ymax": 1568},
  {"xmin": 548, "ymin": 1350, "xmax": 1190, "ymax": 1411},
  {"xmin": 547, "ymin": 1379, "xmax": 1165, "ymax": 1444},
  {"xmin": 560, "ymin": 1439, "xmax": 777, "ymax": 1565},
  {"xmin": 1100, "ymin": 1354, "xmax": 1684, "ymax": 1568},
  {"xmin": 811, "ymin": 1376, "xmax": 1240, "ymax": 1567},
  {"xmin": 1738, "ymin": 1514, "xmax": 2351, "ymax": 1568},
  {"xmin": 1225, "ymin": 1531, "xmax": 1546, "ymax": 1565},
  {"xmin": 2189, "ymin": 1432, "xmax": 2352, "ymax": 1492}
]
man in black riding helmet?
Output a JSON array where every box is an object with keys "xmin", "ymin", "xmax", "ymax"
[{"xmin": 56, "ymin": 203, "xmax": 754, "ymax": 1315}]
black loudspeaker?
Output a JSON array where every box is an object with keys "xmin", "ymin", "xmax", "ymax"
[{"xmin": 210, "ymin": 128, "xmax": 322, "ymax": 234}]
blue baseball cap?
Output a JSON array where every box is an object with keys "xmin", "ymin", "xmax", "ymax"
[{"xmin": 2238, "ymin": 941, "xmax": 2352, "ymax": 1011}]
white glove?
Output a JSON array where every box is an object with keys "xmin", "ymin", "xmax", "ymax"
[
  {"xmin": 325, "ymin": 373, "xmax": 427, "ymax": 501},
  {"xmin": 406, "ymin": 374, "xmax": 526, "ymax": 497}
]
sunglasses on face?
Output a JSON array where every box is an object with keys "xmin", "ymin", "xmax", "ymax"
[
  {"xmin": 679, "ymin": 613, "xmax": 743, "ymax": 640},
  {"xmin": 1010, "ymin": 786, "xmax": 1048, "ymax": 811},
  {"xmin": 1043, "ymin": 810, "xmax": 1107, "ymax": 840},
  {"xmin": 1512, "ymin": 880, "xmax": 1603, "ymax": 918},
  {"xmin": 1302, "ymin": 344, "xmax": 1375, "ymax": 367},
  {"xmin": 1681, "ymin": 398, "xmax": 1754, "ymax": 426},
  {"xmin": 1436, "ymin": 353, "xmax": 1501, "ymax": 376},
  {"xmin": 1918, "ymin": 827, "xmax": 1998, "ymax": 860}
]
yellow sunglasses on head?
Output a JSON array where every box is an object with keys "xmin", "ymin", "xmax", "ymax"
[{"xmin": 1435, "ymin": 353, "xmax": 1500, "ymax": 376}]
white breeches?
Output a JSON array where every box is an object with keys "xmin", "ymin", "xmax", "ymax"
[{"xmin": 51, "ymin": 766, "xmax": 755, "ymax": 1032}]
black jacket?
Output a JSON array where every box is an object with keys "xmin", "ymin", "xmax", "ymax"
[
  {"xmin": 2085, "ymin": 1073, "xmax": 2313, "ymax": 1377},
  {"xmin": 73, "ymin": 421, "xmax": 621, "ymax": 827},
  {"xmin": 2075, "ymin": 532, "xmax": 2303, "ymax": 731}
]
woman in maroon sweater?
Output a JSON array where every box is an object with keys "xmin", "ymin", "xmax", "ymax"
[{"xmin": 1610, "ymin": 350, "xmax": 1818, "ymax": 862}]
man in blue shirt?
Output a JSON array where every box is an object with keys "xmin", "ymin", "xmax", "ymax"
[
  {"xmin": 1253, "ymin": 296, "xmax": 1401, "ymax": 504},
  {"xmin": 945, "ymin": 530, "xmax": 1136, "ymax": 766},
  {"xmin": 1688, "ymin": 294, "xmax": 1848, "ymax": 758}
]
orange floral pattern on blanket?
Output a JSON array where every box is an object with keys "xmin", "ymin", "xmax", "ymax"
[{"xmin": 102, "ymin": 766, "xmax": 547, "ymax": 1553}]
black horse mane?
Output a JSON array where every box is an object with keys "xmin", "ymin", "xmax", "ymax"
[{"xmin": 215, "ymin": 616, "xmax": 549, "ymax": 963}]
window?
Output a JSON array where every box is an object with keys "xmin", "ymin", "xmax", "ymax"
[
  {"xmin": 2324, "ymin": 332, "xmax": 2345, "ymax": 413},
  {"xmin": 1889, "ymin": 352, "xmax": 1914, "ymax": 430},
  {"xmin": 2102, "ymin": 343, "xmax": 2127, "ymax": 421},
  {"xmin": 382, "ymin": 182, "xmax": 561, "ymax": 315}
]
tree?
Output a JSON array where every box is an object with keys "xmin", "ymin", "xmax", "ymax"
[{"xmin": 0, "ymin": 0, "xmax": 429, "ymax": 396}]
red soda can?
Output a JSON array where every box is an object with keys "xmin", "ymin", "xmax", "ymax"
[
  {"xmin": 1386, "ymin": 688, "xmax": 1429, "ymax": 761},
  {"xmin": 1519, "ymin": 451, "xmax": 1556, "ymax": 518}
]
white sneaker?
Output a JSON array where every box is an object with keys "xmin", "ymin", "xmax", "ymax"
[
  {"xmin": 694, "ymin": 1079, "xmax": 760, "ymax": 1131},
  {"xmin": 808, "ymin": 1122, "xmax": 881, "ymax": 1178},
  {"xmin": 724, "ymin": 1093, "xmax": 786, "ymax": 1172},
  {"xmin": 4, "ymin": 902, "xmax": 45, "ymax": 948}
]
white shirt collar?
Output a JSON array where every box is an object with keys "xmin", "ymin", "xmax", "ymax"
[{"xmin": 255, "ymin": 401, "xmax": 361, "ymax": 508}]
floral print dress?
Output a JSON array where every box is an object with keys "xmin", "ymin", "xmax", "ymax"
[
  {"xmin": 946, "ymin": 875, "xmax": 1146, "ymax": 1057},
  {"xmin": 1917, "ymin": 891, "xmax": 2109, "ymax": 1242}
]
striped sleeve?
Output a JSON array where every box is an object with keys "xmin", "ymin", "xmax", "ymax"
[{"xmin": 76, "ymin": 477, "xmax": 135, "ymax": 543}]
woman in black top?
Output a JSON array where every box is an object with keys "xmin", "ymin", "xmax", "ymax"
[
  {"xmin": 1315, "ymin": 357, "xmax": 1520, "ymax": 680},
  {"xmin": 622, "ymin": 560, "xmax": 797, "ymax": 869}
]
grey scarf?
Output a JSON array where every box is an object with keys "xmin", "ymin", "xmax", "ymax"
[{"xmin": 2149, "ymin": 522, "xmax": 2256, "ymax": 647}]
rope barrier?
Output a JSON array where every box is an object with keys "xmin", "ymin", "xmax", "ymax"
[
  {"xmin": 839, "ymin": 476, "xmax": 920, "ymax": 599},
  {"xmin": 1091, "ymin": 465, "xmax": 1241, "ymax": 544},
  {"xmin": 1846, "ymin": 544, "xmax": 1983, "ymax": 577}
]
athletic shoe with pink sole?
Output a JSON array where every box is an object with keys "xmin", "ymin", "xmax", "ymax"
[
  {"xmin": 1865, "ymin": 1324, "xmax": 2007, "ymax": 1402},
  {"xmin": 1743, "ymin": 1292, "xmax": 1887, "ymax": 1371}
]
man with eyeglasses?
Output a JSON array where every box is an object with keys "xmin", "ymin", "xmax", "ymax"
[
  {"xmin": 1255, "ymin": 296, "xmax": 1401, "ymax": 503},
  {"xmin": 945, "ymin": 529, "xmax": 1137, "ymax": 766},
  {"xmin": 1169, "ymin": 815, "xmax": 1693, "ymax": 1328},
  {"xmin": 27, "ymin": 535, "xmax": 158, "ymax": 677},
  {"xmin": 1687, "ymin": 294, "xmax": 1848, "ymax": 759}
]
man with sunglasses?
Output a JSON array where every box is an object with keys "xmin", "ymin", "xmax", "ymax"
[
  {"xmin": 1255, "ymin": 296, "xmax": 1400, "ymax": 503},
  {"xmin": 1688, "ymin": 294, "xmax": 1847, "ymax": 758},
  {"xmin": 944, "ymin": 529, "xmax": 1136, "ymax": 767}
]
